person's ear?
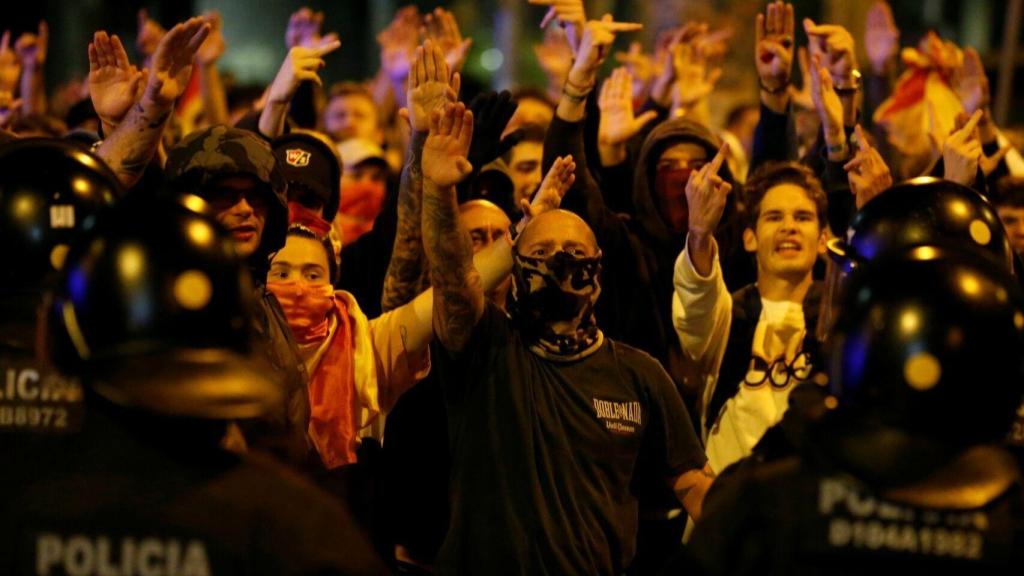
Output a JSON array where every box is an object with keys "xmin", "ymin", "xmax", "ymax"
[
  {"xmin": 743, "ymin": 227, "xmax": 757, "ymax": 253},
  {"xmin": 817, "ymin": 226, "xmax": 829, "ymax": 255}
]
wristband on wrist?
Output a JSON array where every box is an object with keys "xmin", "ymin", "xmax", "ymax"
[
  {"xmin": 563, "ymin": 78, "xmax": 594, "ymax": 102},
  {"xmin": 826, "ymin": 140, "xmax": 849, "ymax": 158},
  {"xmin": 833, "ymin": 69, "xmax": 862, "ymax": 95}
]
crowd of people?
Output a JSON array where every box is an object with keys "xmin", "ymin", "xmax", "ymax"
[{"xmin": 2, "ymin": 0, "xmax": 1024, "ymax": 574}]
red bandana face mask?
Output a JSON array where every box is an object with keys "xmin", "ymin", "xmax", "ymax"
[
  {"xmin": 338, "ymin": 181, "xmax": 386, "ymax": 244},
  {"xmin": 266, "ymin": 281, "xmax": 336, "ymax": 345},
  {"xmin": 654, "ymin": 167, "xmax": 694, "ymax": 234}
]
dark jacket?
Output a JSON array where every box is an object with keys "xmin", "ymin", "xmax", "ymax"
[
  {"xmin": 165, "ymin": 125, "xmax": 309, "ymax": 463},
  {"xmin": 543, "ymin": 115, "xmax": 753, "ymax": 398}
]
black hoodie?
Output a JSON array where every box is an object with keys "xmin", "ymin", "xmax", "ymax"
[{"xmin": 543, "ymin": 115, "xmax": 754, "ymax": 397}]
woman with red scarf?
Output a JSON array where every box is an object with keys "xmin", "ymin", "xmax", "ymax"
[{"xmin": 266, "ymin": 208, "xmax": 433, "ymax": 471}]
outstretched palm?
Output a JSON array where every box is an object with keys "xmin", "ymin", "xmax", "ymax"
[
  {"xmin": 407, "ymin": 40, "xmax": 458, "ymax": 132},
  {"xmin": 145, "ymin": 17, "xmax": 210, "ymax": 106},
  {"xmin": 422, "ymin": 102, "xmax": 474, "ymax": 188},
  {"xmin": 88, "ymin": 32, "xmax": 144, "ymax": 124}
]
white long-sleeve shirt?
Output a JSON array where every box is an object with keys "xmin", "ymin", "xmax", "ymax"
[{"xmin": 672, "ymin": 238, "xmax": 807, "ymax": 474}]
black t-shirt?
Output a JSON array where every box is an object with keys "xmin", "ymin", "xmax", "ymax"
[
  {"xmin": 437, "ymin": 304, "xmax": 706, "ymax": 575},
  {"xmin": 0, "ymin": 398, "xmax": 387, "ymax": 576},
  {"xmin": 689, "ymin": 452, "xmax": 1024, "ymax": 576}
]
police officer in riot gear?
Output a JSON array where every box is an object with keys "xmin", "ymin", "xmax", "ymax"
[
  {"xmin": 0, "ymin": 192, "xmax": 386, "ymax": 575},
  {"xmin": 0, "ymin": 138, "xmax": 119, "ymax": 436},
  {"xmin": 686, "ymin": 245, "xmax": 1024, "ymax": 574}
]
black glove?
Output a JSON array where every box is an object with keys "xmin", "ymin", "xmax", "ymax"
[{"xmin": 467, "ymin": 90, "xmax": 524, "ymax": 168}]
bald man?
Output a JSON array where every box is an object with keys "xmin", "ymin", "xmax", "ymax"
[{"xmin": 422, "ymin": 103, "xmax": 712, "ymax": 574}]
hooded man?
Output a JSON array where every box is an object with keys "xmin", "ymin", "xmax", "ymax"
[{"xmin": 165, "ymin": 124, "xmax": 308, "ymax": 463}]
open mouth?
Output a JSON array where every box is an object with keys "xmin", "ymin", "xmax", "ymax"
[{"xmin": 775, "ymin": 240, "xmax": 802, "ymax": 255}]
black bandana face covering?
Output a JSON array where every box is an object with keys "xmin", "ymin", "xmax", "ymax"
[{"xmin": 510, "ymin": 250, "xmax": 604, "ymax": 360}]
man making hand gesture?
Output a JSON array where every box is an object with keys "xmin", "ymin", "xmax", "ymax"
[{"xmin": 422, "ymin": 93, "xmax": 709, "ymax": 574}]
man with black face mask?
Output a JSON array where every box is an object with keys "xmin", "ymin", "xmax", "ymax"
[{"xmin": 420, "ymin": 99, "xmax": 711, "ymax": 575}]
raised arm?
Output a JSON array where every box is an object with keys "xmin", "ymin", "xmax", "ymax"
[
  {"xmin": 88, "ymin": 32, "xmax": 146, "ymax": 139},
  {"xmin": 597, "ymin": 67, "xmax": 658, "ymax": 167},
  {"xmin": 258, "ymin": 39, "xmax": 341, "ymax": 139},
  {"xmin": 14, "ymin": 21, "xmax": 47, "ymax": 116},
  {"xmin": 685, "ymin": 145, "xmax": 733, "ymax": 277},
  {"xmin": 382, "ymin": 39, "xmax": 459, "ymax": 312},
  {"xmin": 750, "ymin": 2, "xmax": 798, "ymax": 171},
  {"xmin": 545, "ymin": 17, "xmax": 641, "ymax": 230},
  {"xmin": 421, "ymin": 102, "xmax": 483, "ymax": 352},
  {"xmin": 97, "ymin": 17, "xmax": 210, "ymax": 189},
  {"xmin": 195, "ymin": 11, "xmax": 229, "ymax": 126}
]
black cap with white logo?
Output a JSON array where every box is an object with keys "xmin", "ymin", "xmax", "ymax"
[{"xmin": 272, "ymin": 132, "xmax": 341, "ymax": 222}]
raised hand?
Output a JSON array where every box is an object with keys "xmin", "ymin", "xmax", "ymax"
[
  {"xmin": 378, "ymin": 5, "xmax": 421, "ymax": 83},
  {"xmin": 943, "ymin": 110, "xmax": 984, "ymax": 187},
  {"xmin": 0, "ymin": 32, "xmax": 21, "ymax": 93},
  {"xmin": 803, "ymin": 18, "xmax": 858, "ymax": 80},
  {"xmin": 196, "ymin": 11, "xmax": 226, "ymax": 66},
  {"xmin": 405, "ymin": 39, "xmax": 459, "ymax": 132},
  {"xmin": 809, "ymin": 53, "xmax": 847, "ymax": 160},
  {"xmin": 845, "ymin": 125, "xmax": 893, "ymax": 209},
  {"xmin": 266, "ymin": 40, "xmax": 341, "ymax": 104},
  {"xmin": 695, "ymin": 27, "xmax": 733, "ymax": 62},
  {"xmin": 423, "ymin": 8, "xmax": 472, "ymax": 73},
  {"xmin": 534, "ymin": 25, "xmax": 574, "ymax": 89},
  {"xmin": 599, "ymin": 67, "xmax": 658, "ymax": 147},
  {"xmin": 671, "ymin": 41, "xmax": 722, "ymax": 111},
  {"xmin": 865, "ymin": 1, "xmax": 899, "ymax": 75},
  {"xmin": 422, "ymin": 102, "xmax": 475, "ymax": 188},
  {"xmin": 568, "ymin": 15, "xmax": 643, "ymax": 90},
  {"xmin": 755, "ymin": 1, "xmax": 795, "ymax": 93},
  {"xmin": 15, "ymin": 21, "xmax": 48, "ymax": 69},
  {"xmin": 285, "ymin": 7, "xmax": 339, "ymax": 50},
  {"xmin": 686, "ymin": 144, "xmax": 732, "ymax": 239},
  {"xmin": 88, "ymin": 31, "xmax": 146, "ymax": 126},
  {"xmin": 136, "ymin": 9, "xmax": 166, "ymax": 61},
  {"xmin": 614, "ymin": 41, "xmax": 657, "ymax": 103},
  {"xmin": 467, "ymin": 90, "xmax": 521, "ymax": 168},
  {"xmin": 521, "ymin": 155, "xmax": 576, "ymax": 221},
  {"xmin": 952, "ymin": 47, "xmax": 990, "ymax": 115},
  {"xmin": 650, "ymin": 23, "xmax": 707, "ymax": 107},
  {"xmin": 530, "ymin": 0, "xmax": 586, "ymax": 54},
  {"xmin": 143, "ymin": 17, "xmax": 211, "ymax": 107}
]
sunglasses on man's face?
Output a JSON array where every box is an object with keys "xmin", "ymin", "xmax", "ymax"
[{"xmin": 203, "ymin": 186, "xmax": 270, "ymax": 212}]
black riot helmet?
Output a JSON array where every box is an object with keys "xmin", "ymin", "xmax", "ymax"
[
  {"xmin": 48, "ymin": 193, "xmax": 282, "ymax": 420},
  {"xmin": 827, "ymin": 177, "xmax": 1013, "ymax": 273},
  {"xmin": 0, "ymin": 138, "xmax": 120, "ymax": 350},
  {"xmin": 823, "ymin": 245, "xmax": 1024, "ymax": 485},
  {"xmin": 816, "ymin": 177, "xmax": 1014, "ymax": 342}
]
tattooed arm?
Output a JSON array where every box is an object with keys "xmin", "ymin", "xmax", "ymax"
[
  {"xmin": 97, "ymin": 17, "xmax": 210, "ymax": 189},
  {"xmin": 421, "ymin": 102, "xmax": 483, "ymax": 352},
  {"xmin": 382, "ymin": 40, "xmax": 458, "ymax": 311}
]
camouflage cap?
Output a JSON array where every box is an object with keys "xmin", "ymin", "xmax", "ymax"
[
  {"xmin": 165, "ymin": 125, "xmax": 289, "ymax": 270},
  {"xmin": 165, "ymin": 125, "xmax": 286, "ymax": 194}
]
